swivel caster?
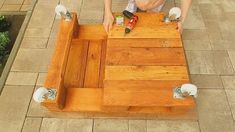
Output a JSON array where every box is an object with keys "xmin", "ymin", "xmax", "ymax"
[
  {"xmin": 55, "ymin": 4, "xmax": 72, "ymax": 21},
  {"xmin": 173, "ymin": 84, "xmax": 198, "ymax": 99},
  {"xmin": 33, "ymin": 87, "xmax": 57, "ymax": 103},
  {"xmin": 163, "ymin": 7, "xmax": 181, "ymax": 23}
]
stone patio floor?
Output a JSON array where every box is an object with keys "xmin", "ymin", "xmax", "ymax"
[{"xmin": 1, "ymin": 0, "xmax": 235, "ymax": 132}]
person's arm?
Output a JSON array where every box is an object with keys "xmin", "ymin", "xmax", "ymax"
[
  {"xmin": 180, "ymin": 0, "xmax": 192, "ymax": 23},
  {"xmin": 178, "ymin": 0, "xmax": 192, "ymax": 33},
  {"xmin": 104, "ymin": 0, "xmax": 112, "ymax": 13},
  {"xmin": 103, "ymin": 0, "xmax": 114, "ymax": 33}
]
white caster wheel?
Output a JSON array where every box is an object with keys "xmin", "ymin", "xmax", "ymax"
[
  {"xmin": 169, "ymin": 7, "xmax": 181, "ymax": 19},
  {"xmin": 55, "ymin": 4, "xmax": 67, "ymax": 16},
  {"xmin": 181, "ymin": 84, "xmax": 198, "ymax": 98},
  {"xmin": 173, "ymin": 84, "xmax": 198, "ymax": 99},
  {"xmin": 55, "ymin": 4, "xmax": 72, "ymax": 21},
  {"xmin": 33, "ymin": 87, "xmax": 57, "ymax": 103},
  {"xmin": 33, "ymin": 87, "xmax": 48, "ymax": 103}
]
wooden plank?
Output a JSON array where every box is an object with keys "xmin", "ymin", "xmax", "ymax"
[
  {"xmin": 84, "ymin": 40, "xmax": 102, "ymax": 88},
  {"xmin": 62, "ymin": 88, "xmax": 195, "ymax": 116},
  {"xmin": 103, "ymin": 87, "xmax": 195, "ymax": 107},
  {"xmin": 129, "ymin": 106, "xmax": 196, "ymax": 117},
  {"xmin": 78, "ymin": 25, "xmax": 107, "ymax": 40},
  {"xmin": 114, "ymin": 12, "xmax": 173, "ymax": 26},
  {"xmin": 63, "ymin": 88, "xmax": 102, "ymax": 112},
  {"xmin": 107, "ymin": 38, "xmax": 182, "ymax": 48},
  {"xmin": 64, "ymin": 40, "xmax": 89, "ymax": 88},
  {"xmin": 108, "ymin": 26, "xmax": 180, "ymax": 39},
  {"xmin": 104, "ymin": 66, "xmax": 189, "ymax": 80},
  {"xmin": 63, "ymin": 88, "xmax": 129, "ymax": 113},
  {"xmin": 106, "ymin": 47, "xmax": 186, "ymax": 66},
  {"xmin": 109, "ymin": 13, "xmax": 179, "ymax": 39},
  {"xmin": 43, "ymin": 13, "xmax": 78, "ymax": 109},
  {"xmin": 104, "ymin": 80, "xmax": 189, "ymax": 89},
  {"xmin": 98, "ymin": 40, "xmax": 107, "ymax": 88}
]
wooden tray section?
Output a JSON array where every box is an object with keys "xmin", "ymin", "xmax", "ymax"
[{"xmin": 41, "ymin": 13, "xmax": 196, "ymax": 118}]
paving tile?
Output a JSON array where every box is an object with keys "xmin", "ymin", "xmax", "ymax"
[
  {"xmin": 199, "ymin": 4, "xmax": 224, "ymax": 21},
  {"xmin": 79, "ymin": 0, "xmax": 104, "ymax": 23},
  {"xmin": 4, "ymin": 0, "xmax": 24, "ymax": 4},
  {"xmin": 186, "ymin": 51, "xmax": 215, "ymax": 74},
  {"xmin": 80, "ymin": 0, "xmax": 103, "ymax": 9},
  {"xmin": 212, "ymin": 51, "xmax": 234, "ymax": 75},
  {"xmin": 23, "ymin": 0, "xmax": 33, "ymax": 5},
  {"xmin": 22, "ymin": 117, "xmax": 42, "ymax": 132},
  {"xmin": 24, "ymin": 28, "xmax": 51, "ymax": 38},
  {"xmin": 228, "ymin": 51, "xmax": 235, "ymax": 70},
  {"xmin": 40, "ymin": 118, "xmax": 92, "ymax": 132},
  {"xmin": 221, "ymin": 12, "xmax": 235, "ymax": 29},
  {"xmin": 161, "ymin": 0, "xmax": 175, "ymax": 13},
  {"xmin": 129, "ymin": 120, "xmax": 146, "ymax": 132},
  {"xmin": 112, "ymin": 4, "xmax": 126, "ymax": 12},
  {"xmin": 0, "ymin": 0, "xmax": 4, "ymax": 7},
  {"xmin": 112, "ymin": 0, "xmax": 127, "ymax": 12},
  {"xmin": 175, "ymin": 0, "xmax": 198, "ymax": 5},
  {"xmin": 221, "ymin": 76, "xmax": 235, "ymax": 89},
  {"xmin": 27, "ymin": 93, "xmax": 51, "ymax": 117},
  {"xmin": 186, "ymin": 51, "xmax": 234, "ymax": 75},
  {"xmin": 36, "ymin": 73, "xmax": 47, "ymax": 86},
  {"xmin": 221, "ymin": 0, "xmax": 235, "ymax": 12},
  {"xmin": 191, "ymin": 74, "xmax": 223, "ymax": 89},
  {"xmin": 79, "ymin": 9, "xmax": 104, "ymax": 24},
  {"xmin": 11, "ymin": 48, "xmax": 53, "ymax": 72},
  {"xmin": 49, "ymin": 19, "xmax": 59, "ymax": 38},
  {"xmin": 204, "ymin": 20, "xmax": 222, "ymax": 40},
  {"xmin": 197, "ymin": 0, "xmax": 221, "ymax": 4},
  {"xmin": 1, "ymin": 4, "xmax": 21, "ymax": 11},
  {"xmin": 94, "ymin": 119, "xmax": 128, "ymax": 132},
  {"xmin": 222, "ymin": 12, "xmax": 235, "ymax": 29},
  {"xmin": 183, "ymin": 4, "xmax": 206, "ymax": 29},
  {"xmin": 219, "ymin": 15, "xmax": 235, "ymax": 41},
  {"xmin": 27, "ymin": 4, "xmax": 56, "ymax": 28},
  {"xmin": 79, "ymin": 19, "xmax": 103, "ymax": 24},
  {"xmin": 60, "ymin": 0, "xmax": 83, "ymax": 13},
  {"xmin": 147, "ymin": 120, "xmax": 199, "ymax": 132},
  {"xmin": 210, "ymin": 40, "xmax": 235, "ymax": 50},
  {"xmin": 20, "ymin": 4, "xmax": 32, "ymax": 11},
  {"xmin": 182, "ymin": 29, "xmax": 209, "ymax": 40},
  {"xmin": 221, "ymin": 29, "xmax": 235, "ymax": 41},
  {"xmin": 46, "ymin": 38, "xmax": 56, "ymax": 49},
  {"xmin": 21, "ymin": 37, "xmax": 48, "ymax": 49},
  {"xmin": 197, "ymin": 89, "xmax": 235, "ymax": 132},
  {"xmin": 183, "ymin": 40, "xmax": 211, "ymax": 50},
  {"xmin": 0, "ymin": 86, "xmax": 34, "ymax": 132},
  {"xmin": 225, "ymin": 90, "xmax": 235, "ymax": 120},
  {"xmin": 6, "ymin": 72, "xmax": 38, "ymax": 85},
  {"xmin": 37, "ymin": 0, "xmax": 59, "ymax": 5}
]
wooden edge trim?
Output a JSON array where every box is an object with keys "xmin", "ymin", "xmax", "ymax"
[{"xmin": 42, "ymin": 13, "xmax": 79, "ymax": 109}]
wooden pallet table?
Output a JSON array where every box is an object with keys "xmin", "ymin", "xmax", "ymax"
[{"xmin": 40, "ymin": 13, "xmax": 196, "ymax": 118}]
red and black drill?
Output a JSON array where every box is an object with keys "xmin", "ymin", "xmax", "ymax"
[{"xmin": 123, "ymin": 10, "xmax": 138, "ymax": 34}]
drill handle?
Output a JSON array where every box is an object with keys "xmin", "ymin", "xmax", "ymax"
[{"xmin": 123, "ymin": 10, "xmax": 134, "ymax": 19}]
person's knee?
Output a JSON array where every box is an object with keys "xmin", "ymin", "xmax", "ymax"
[{"xmin": 135, "ymin": 0, "xmax": 152, "ymax": 10}]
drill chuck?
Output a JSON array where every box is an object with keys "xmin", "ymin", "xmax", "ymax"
[{"xmin": 125, "ymin": 28, "xmax": 131, "ymax": 33}]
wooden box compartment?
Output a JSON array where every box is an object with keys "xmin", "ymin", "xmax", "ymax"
[{"xmin": 41, "ymin": 13, "xmax": 196, "ymax": 118}]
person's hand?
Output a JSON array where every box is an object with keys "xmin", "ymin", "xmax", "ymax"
[
  {"xmin": 103, "ymin": 12, "xmax": 114, "ymax": 33},
  {"xmin": 177, "ymin": 22, "xmax": 183, "ymax": 34}
]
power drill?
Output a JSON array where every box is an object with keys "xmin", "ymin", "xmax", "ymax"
[{"xmin": 123, "ymin": 10, "xmax": 138, "ymax": 34}]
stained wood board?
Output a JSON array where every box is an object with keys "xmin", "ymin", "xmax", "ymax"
[{"xmin": 103, "ymin": 13, "xmax": 192, "ymax": 108}]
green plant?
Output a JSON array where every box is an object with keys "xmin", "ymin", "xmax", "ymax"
[
  {"xmin": 0, "ymin": 16, "xmax": 11, "ymax": 32},
  {"xmin": 0, "ymin": 31, "xmax": 10, "ymax": 64}
]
